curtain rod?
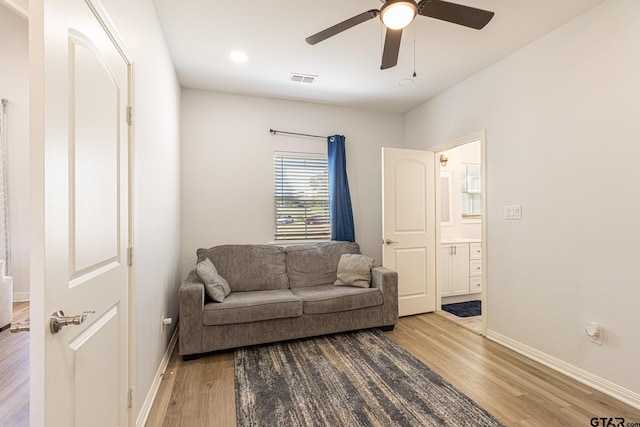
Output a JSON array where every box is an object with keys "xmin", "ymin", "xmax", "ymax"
[{"xmin": 269, "ymin": 128, "xmax": 326, "ymax": 140}]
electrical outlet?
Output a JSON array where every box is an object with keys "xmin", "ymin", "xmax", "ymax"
[
  {"xmin": 161, "ymin": 317, "xmax": 172, "ymax": 334},
  {"xmin": 586, "ymin": 322, "xmax": 603, "ymax": 345}
]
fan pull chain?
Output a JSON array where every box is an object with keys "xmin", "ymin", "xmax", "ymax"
[{"xmin": 413, "ymin": 22, "xmax": 417, "ymax": 78}]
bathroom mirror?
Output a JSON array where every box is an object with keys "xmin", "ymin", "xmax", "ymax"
[{"xmin": 440, "ymin": 170, "xmax": 452, "ymax": 224}]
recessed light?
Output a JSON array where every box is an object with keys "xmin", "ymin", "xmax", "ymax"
[
  {"xmin": 230, "ymin": 51, "xmax": 248, "ymax": 63},
  {"xmin": 399, "ymin": 78, "xmax": 414, "ymax": 86}
]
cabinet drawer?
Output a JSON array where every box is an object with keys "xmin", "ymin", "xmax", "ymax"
[
  {"xmin": 469, "ymin": 260, "xmax": 482, "ymax": 276},
  {"xmin": 470, "ymin": 276, "xmax": 482, "ymax": 293},
  {"xmin": 469, "ymin": 243, "xmax": 482, "ymax": 260}
]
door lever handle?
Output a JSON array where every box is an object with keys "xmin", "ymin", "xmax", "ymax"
[
  {"xmin": 385, "ymin": 239, "xmax": 399, "ymax": 244},
  {"xmin": 50, "ymin": 310, "xmax": 95, "ymax": 334},
  {"xmin": 10, "ymin": 319, "xmax": 30, "ymax": 333}
]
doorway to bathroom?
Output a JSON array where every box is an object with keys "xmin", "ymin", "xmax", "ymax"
[{"xmin": 434, "ymin": 132, "xmax": 485, "ymax": 334}]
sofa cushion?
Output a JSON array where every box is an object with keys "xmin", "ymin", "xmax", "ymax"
[
  {"xmin": 197, "ymin": 245, "xmax": 288, "ymax": 292},
  {"xmin": 334, "ymin": 254, "xmax": 375, "ymax": 288},
  {"xmin": 291, "ymin": 284, "xmax": 383, "ymax": 315},
  {"xmin": 203, "ymin": 289, "xmax": 302, "ymax": 326},
  {"xmin": 285, "ymin": 241, "xmax": 361, "ymax": 288},
  {"xmin": 195, "ymin": 258, "xmax": 231, "ymax": 302}
]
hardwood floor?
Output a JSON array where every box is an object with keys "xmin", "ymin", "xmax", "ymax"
[
  {"xmin": 146, "ymin": 314, "xmax": 640, "ymax": 426},
  {"xmin": 8, "ymin": 301, "xmax": 636, "ymax": 425},
  {"xmin": 390, "ymin": 315, "xmax": 639, "ymax": 425},
  {"xmin": 0, "ymin": 301, "xmax": 30, "ymax": 427},
  {"xmin": 436, "ymin": 310, "xmax": 482, "ymax": 334}
]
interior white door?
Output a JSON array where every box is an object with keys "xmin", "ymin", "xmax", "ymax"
[
  {"xmin": 382, "ymin": 147, "xmax": 436, "ymax": 316},
  {"xmin": 30, "ymin": 0, "xmax": 131, "ymax": 425}
]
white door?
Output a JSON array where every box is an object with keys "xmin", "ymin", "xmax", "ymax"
[
  {"xmin": 30, "ymin": 0, "xmax": 132, "ymax": 425},
  {"xmin": 382, "ymin": 148, "xmax": 436, "ymax": 316}
]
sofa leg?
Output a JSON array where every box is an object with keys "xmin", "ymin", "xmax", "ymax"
[
  {"xmin": 182, "ymin": 353, "xmax": 201, "ymax": 361},
  {"xmin": 379, "ymin": 325, "xmax": 395, "ymax": 332}
]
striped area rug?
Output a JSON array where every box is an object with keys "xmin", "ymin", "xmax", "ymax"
[{"xmin": 235, "ymin": 329, "xmax": 504, "ymax": 427}]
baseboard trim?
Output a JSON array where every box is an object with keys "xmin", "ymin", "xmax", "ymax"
[
  {"xmin": 12, "ymin": 292, "xmax": 29, "ymax": 302},
  {"xmin": 486, "ymin": 329, "xmax": 640, "ymax": 410},
  {"xmin": 136, "ymin": 325, "xmax": 179, "ymax": 427}
]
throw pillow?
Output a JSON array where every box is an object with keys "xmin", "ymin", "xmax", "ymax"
[
  {"xmin": 334, "ymin": 254, "xmax": 375, "ymax": 288},
  {"xmin": 195, "ymin": 258, "xmax": 231, "ymax": 302}
]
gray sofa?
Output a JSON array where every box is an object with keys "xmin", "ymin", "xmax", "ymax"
[{"xmin": 179, "ymin": 241, "xmax": 398, "ymax": 359}]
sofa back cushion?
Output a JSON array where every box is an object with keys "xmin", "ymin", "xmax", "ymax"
[
  {"xmin": 285, "ymin": 241, "xmax": 361, "ymax": 288},
  {"xmin": 196, "ymin": 245, "xmax": 288, "ymax": 292}
]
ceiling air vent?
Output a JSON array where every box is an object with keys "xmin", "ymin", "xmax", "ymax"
[{"xmin": 290, "ymin": 73, "xmax": 317, "ymax": 84}]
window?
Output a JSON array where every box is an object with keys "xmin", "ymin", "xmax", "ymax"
[
  {"xmin": 274, "ymin": 152, "xmax": 330, "ymax": 241},
  {"xmin": 461, "ymin": 163, "xmax": 481, "ymax": 218}
]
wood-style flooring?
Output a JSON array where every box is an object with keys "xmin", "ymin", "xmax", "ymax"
[
  {"xmin": 147, "ymin": 313, "xmax": 640, "ymax": 426},
  {"xmin": 0, "ymin": 301, "xmax": 29, "ymax": 427},
  {"xmin": 3, "ymin": 303, "xmax": 637, "ymax": 426},
  {"xmin": 437, "ymin": 310, "xmax": 482, "ymax": 334}
]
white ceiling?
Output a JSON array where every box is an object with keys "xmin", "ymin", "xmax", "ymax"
[{"xmin": 152, "ymin": 0, "xmax": 605, "ymax": 113}]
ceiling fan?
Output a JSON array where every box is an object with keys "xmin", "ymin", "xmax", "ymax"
[{"xmin": 306, "ymin": 0, "xmax": 495, "ymax": 70}]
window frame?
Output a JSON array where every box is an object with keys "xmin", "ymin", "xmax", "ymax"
[
  {"xmin": 273, "ymin": 151, "xmax": 331, "ymax": 242},
  {"xmin": 461, "ymin": 163, "xmax": 482, "ymax": 220}
]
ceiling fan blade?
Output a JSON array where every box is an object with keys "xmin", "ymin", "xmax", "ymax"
[
  {"xmin": 381, "ymin": 28, "xmax": 402, "ymax": 70},
  {"xmin": 306, "ymin": 9, "xmax": 379, "ymax": 45},
  {"xmin": 418, "ymin": 0, "xmax": 494, "ymax": 30}
]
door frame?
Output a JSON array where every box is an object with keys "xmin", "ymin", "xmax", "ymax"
[
  {"xmin": 28, "ymin": 0, "xmax": 135, "ymax": 424},
  {"xmin": 430, "ymin": 130, "xmax": 488, "ymax": 335}
]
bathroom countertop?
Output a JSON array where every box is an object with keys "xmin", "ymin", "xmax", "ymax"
[{"xmin": 441, "ymin": 238, "xmax": 481, "ymax": 244}]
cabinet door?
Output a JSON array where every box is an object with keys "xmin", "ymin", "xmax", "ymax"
[
  {"xmin": 451, "ymin": 244, "xmax": 470, "ymax": 295},
  {"xmin": 438, "ymin": 245, "xmax": 452, "ymax": 296}
]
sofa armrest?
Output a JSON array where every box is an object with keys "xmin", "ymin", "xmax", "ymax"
[
  {"xmin": 371, "ymin": 266, "xmax": 398, "ymax": 326},
  {"xmin": 180, "ymin": 271, "xmax": 205, "ymax": 313},
  {"xmin": 179, "ymin": 271, "xmax": 205, "ymax": 356}
]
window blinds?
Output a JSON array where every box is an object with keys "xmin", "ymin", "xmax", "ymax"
[{"xmin": 274, "ymin": 152, "xmax": 330, "ymax": 240}]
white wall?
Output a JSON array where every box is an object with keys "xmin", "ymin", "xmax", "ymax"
[
  {"xmin": 406, "ymin": 0, "xmax": 640, "ymax": 400},
  {"xmin": 181, "ymin": 89, "xmax": 404, "ymax": 276},
  {"xmin": 98, "ymin": 0, "xmax": 181, "ymax": 422},
  {"xmin": 0, "ymin": 5, "xmax": 29, "ymax": 300}
]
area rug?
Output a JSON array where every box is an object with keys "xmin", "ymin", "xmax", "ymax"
[
  {"xmin": 235, "ymin": 329, "xmax": 503, "ymax": 427},
  {"xmin": 442, "ymin": 300, "xmax": 481, "ymax": 318}
]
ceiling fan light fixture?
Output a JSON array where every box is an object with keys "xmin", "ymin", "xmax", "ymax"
[{"xmin": 380, "ymin": 0, "xmax": 417, "ymax": 30}]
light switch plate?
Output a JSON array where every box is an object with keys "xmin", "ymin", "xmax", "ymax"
[{"xmin": 504, "ymin": 205, "xmax": 522, "ymax": 220}]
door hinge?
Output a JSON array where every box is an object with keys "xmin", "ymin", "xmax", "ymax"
[
  {"xmin": 127, "ymin": 247, "xmax": 133, "ymax": 267},
  {"xmin": 128, "ymin": 387, "xmax": 133, "ymax": 408},
  {"xmin": 126, "ymin": 105, "xmax": 133, "ymax": 126}
]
